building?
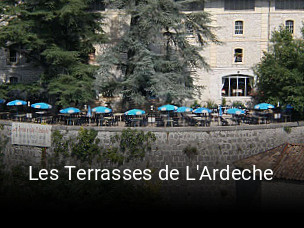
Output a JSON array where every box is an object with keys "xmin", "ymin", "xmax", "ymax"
[
  {"xmin": 197, "ymin": 0, "xmax": 304, "ymax": 107},
  {"xmin": 1, "ymin": 0, "xmax": 304, "ymax": 106},
  {"xmin": 0, "ymin": 47, "xmax": 43, "ymax": 85}
]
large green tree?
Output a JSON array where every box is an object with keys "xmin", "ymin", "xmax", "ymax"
[
  {"xmin": 96, "ymin": 0, "xmax": 218, "ymax": 108},
  {"xmin": 0, "ymin": 0, "xmax": 105, "ymax": 107},
  {"xmin": 254, "ymin": 26, "xmax": 304, "ymax": 115}
]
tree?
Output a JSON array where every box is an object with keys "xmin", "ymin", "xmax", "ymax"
[
  {"xmin": 254, "ymin": 26, "xmax": 304, "ymax": 116},
  {"xmin": 0, "ymin": 0, "xmax": 106, "ymax": 107},
  {"xmin": 96, "ymin": 0, "xmax": 218, "ymax": 108}
]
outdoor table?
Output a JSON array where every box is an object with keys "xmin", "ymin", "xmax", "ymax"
[
  {"xmin": 0, "ymin": 112, "xmax": 9, "ymax": 119},
  {"xmin": 250, "ymin": 115, "xmax": 266, "ymax": 124},
  {"xmin": 193, "ymin": 117, "xmax": 208, "ymax": 126},
  {"xmin": 282, "ymin": 114, "xmax": 291, "ymax": 122},
  {"xmin": 164, "ymin": 119, "xmax": 174, "ymax": 127},
  {"xmin": 36, "ymin": 111, "xmax": 46, "ymax": 115},
  {"xmin": 211, "ymin": 113, "xmax": 219, "ymax": 122},
  {"xmin": 14, "ymin": 114, "xmax": 26, "ymax": 122},
  {"xmin": 114, "ymin": 113, "xmax": 124, "ymax": 122},
  {"xmin": 34, "ymin": 116, "xmax": 51, "ymax": 124},
  {"xmin": 130, "ymin": 118, "xmax": 142, "ymax": 127},
  {"xmin": 185, "ymin": 114, "xmax": 197, "ymax": 118},
  {"xmin": 103, "ymin": 117, "xmax": 114, "ymax": 126},
  {"xmin": 96, "ymin": 117, "xmax": 104, "ymax": 126}
]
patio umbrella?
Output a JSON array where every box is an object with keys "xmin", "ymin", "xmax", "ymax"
[
  {"xmin": 125, "ymin": 109, "xmax": 145, "ymax": 115},
  {"xmin": 86, "ymin": 105, "xmax": 92, "ymax": 117},
  {"xmin": 31, "ymin": 102, "xmax": 52, "ymax": 122},
  {"xmin": 158, "ymin": 104, "xmax": 178, "ymax": 121},
  {"xmin": 92, "ymin": 106, "xmax": 112, "ymax": 114},
  {"xmin": 6, "ymin": 99, "xmax": 27, "ymax": 116},
  {"xmin": 254, "ymin": 103, "xmax": 274, "ymax": 110},
  {"xmin": 176, "ymin": 106, "xmax": 193, "ymax": 113},
  {"xmin": 157, "ymin": 104, "xmax": 178, "ymax": 111},
  {"xmin": 59, "ymin": 107, "xmax": 80, "ymax": 114},
  {"xmin": 6, "ymin": 99, "xmax": 27, "ymax": 106},
  {"xmin": 226, "ymin": 108, "xmax": 245, "ymax": 115},
  {"xmin": 219, "ymin": 105, "xmax": 223, "ymax": 117},
  {"xmin": 60, "ymin": 107, "xmax": 81, "ymax": 125},
  {"xmin": 92, "ymin": 106, "xmax": 112, "ymax": 126},
  {"xmin": 193, "ymin": 107, "xmax": 212, "ymax": 114},
  {"xmin": 31, "ymin": 102, "xmax": 52, "ymax": 109}
]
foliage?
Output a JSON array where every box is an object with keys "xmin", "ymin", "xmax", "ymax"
[
  {"xmin": 206, "ymin": 100, "xmax": 217, "ymax": 109},
  {"xmin": 52, "ymin": 130, "xmax": 70, "ymax": 158},
  {"xmin": 105, "ymin": 128, "xmax": 156, "ymax": 165},
  {"xmin": 221, "ymin": 98, "xmax": 226, "ymax": 107},
  {"xmin": 283, "ymin": 126, "xmax": 292, "ymax": 134},
  {"xmin": 96, "ymin": 0, "xmax": 219, "ymax": 108},
  {"xmin": 0, "ymin": 0, "xmax": 106, "ymax": 107},
  {"xmin": 0, "ymin": 83, "xmax": 44, "ymax": 102},
  {"xmin": 0, "ymin": 134, "xmax": 8, "ymax": 153},
  {"xmin": 183, "ymin": 144, "xmax": 197, "ymax": 159},
  {"xmin": 51, "ymin": 127, "xmax": 157, "ymax": 166},
  {"xmin": 254, "ymin": 26, "xmax": 304, "ymax": 117},
  {"xmin": 232, "ymin": 101, "xmax": 245, "ymax": 109},
  {"xmin": 190, "ymin": 99, "xmax": 200, "ymax": 109},
  {"xmin": 71, "ymin": 127, "xmax": 101, "ymax": 162}
]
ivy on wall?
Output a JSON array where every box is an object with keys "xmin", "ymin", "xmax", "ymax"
[{"xmin": 51, "ymin": 128, "xmax": 156, "ymax": 166}]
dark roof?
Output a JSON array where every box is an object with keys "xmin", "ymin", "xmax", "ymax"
[{"xmin": 234, "ymin": 143, "xmax": 304, "ymax": 181}]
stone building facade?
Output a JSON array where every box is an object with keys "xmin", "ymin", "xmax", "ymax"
[
  {"xmin": 0, "ymin": 48, "xmax": 42, "ymax": 84},
  {"xmin": 197, "ymin": 0, "xmax": 304, "ymax": 106},
  {"xmin": 1, "ymin": 0, "xmax": 304, "ymax": 106}
]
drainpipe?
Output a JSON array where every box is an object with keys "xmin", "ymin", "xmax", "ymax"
[{"xmin": 267, "ymin": 0, "xmax": 271, "ymax": 51}]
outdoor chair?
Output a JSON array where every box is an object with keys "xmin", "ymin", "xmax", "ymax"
[
  {"xmin": 155, "ymin": 117, "xmax": 164, "ymax": 127},
  {"xmin": 220, "ymin": 117, "xmax": 229, "ymax": 126},
  {"xmin": 188, "ymin": 118, "xmax": 197, "ymax": 126},
  {"xmin": 205, "ymin": 119, "xmax": 211, "ymax": 127},
  {"xmin": 231, "ymin": 117, "xmax": 241, "ymax": 125},
  {"xmin": 125, "ymin": 119, "xmax": 132, "ymax": 127},
  {"xmin": 249, "ymin": 117, "xmax": 259, "ymax": 125},
  {"xmin": 173, "ymin": 117, "xmax": 179, "ymax": 127}
]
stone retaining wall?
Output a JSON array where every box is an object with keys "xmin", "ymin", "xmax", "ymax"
[{"xmin": 1, "ymin": 120, "xmax": 303, "ymax": 206}]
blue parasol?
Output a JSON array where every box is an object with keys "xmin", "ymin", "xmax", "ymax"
[
  {"xmin": 6, "ymin": 100, "xmax": 27, "ymax": 106},
  {"xmin": 31, "ymin": 102, "xmax": 52, "ymax": 109},
  {"xmin": 219, "ymin": 105, "xmax": 223, "ymax": 117},
  {"xmin": 87, "ymin": 105, "xmax": 92, "ymax": 117},
  {"xmin": 7, "ymin": 99, "xmax": 27, "ymax": 117},
  {"xmin": 125, "ymin": 109, "xmax": 145, "ymax": 115},
  {"xmin": 193, "ymin": 107, "xmax": 212, "ymax": 114},
  {"xmin": 176, "ymin": 106, "xmax": 193, "ymax": 113},
  {"xmin": 157, "ymin": 104, "xmax": 178, "ymax": 111},
  {"xmin": 92, "ymin": 106, "xmax": 112, "ymax": 114},
  {"xmin": 226, "ymin": 108, "xmax": 245, "ymax": 115},
  {"xmin": 254, "ymin": 103, "xmax": 275, "ymax": 110},
  {"xmin": 60, "ymin": 107, "xmax": 80, "ymax": 114}
]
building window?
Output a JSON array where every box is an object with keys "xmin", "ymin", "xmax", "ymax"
[
  {"xmin": 7, "ymin": 48, "xmax": 18, "ymax": 64},
  {"xmin": 175, "ymin": 0, "xmax": 204, "ymax": 11},
  {"xmin": 285, "ymin": 20, "xmax": 294, "ymax": 33},
  {"xmin": 88, "ymin": 0, "xmax": 105, "ymax": 11},
  {"xmin": 224, "ymin": 0, "xmax": 255, "ymax": 10},
  {"xmin": 235, "ymin": 21, "xmax": 243, "ymax": 35},
  {"xmin": 222, "ymin": 75, "xmax": 253, "ymax": 97},
  {"xmin": 276, "ymin": 0, "xmax": 304, "ymax": 10},
  {"xmin": 9, "ymin": 77, "xmax": 18, "ymax": 84},
  {"xmin": 234, "ymin": 49, "xmax": 243, "ymax": 63}
]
